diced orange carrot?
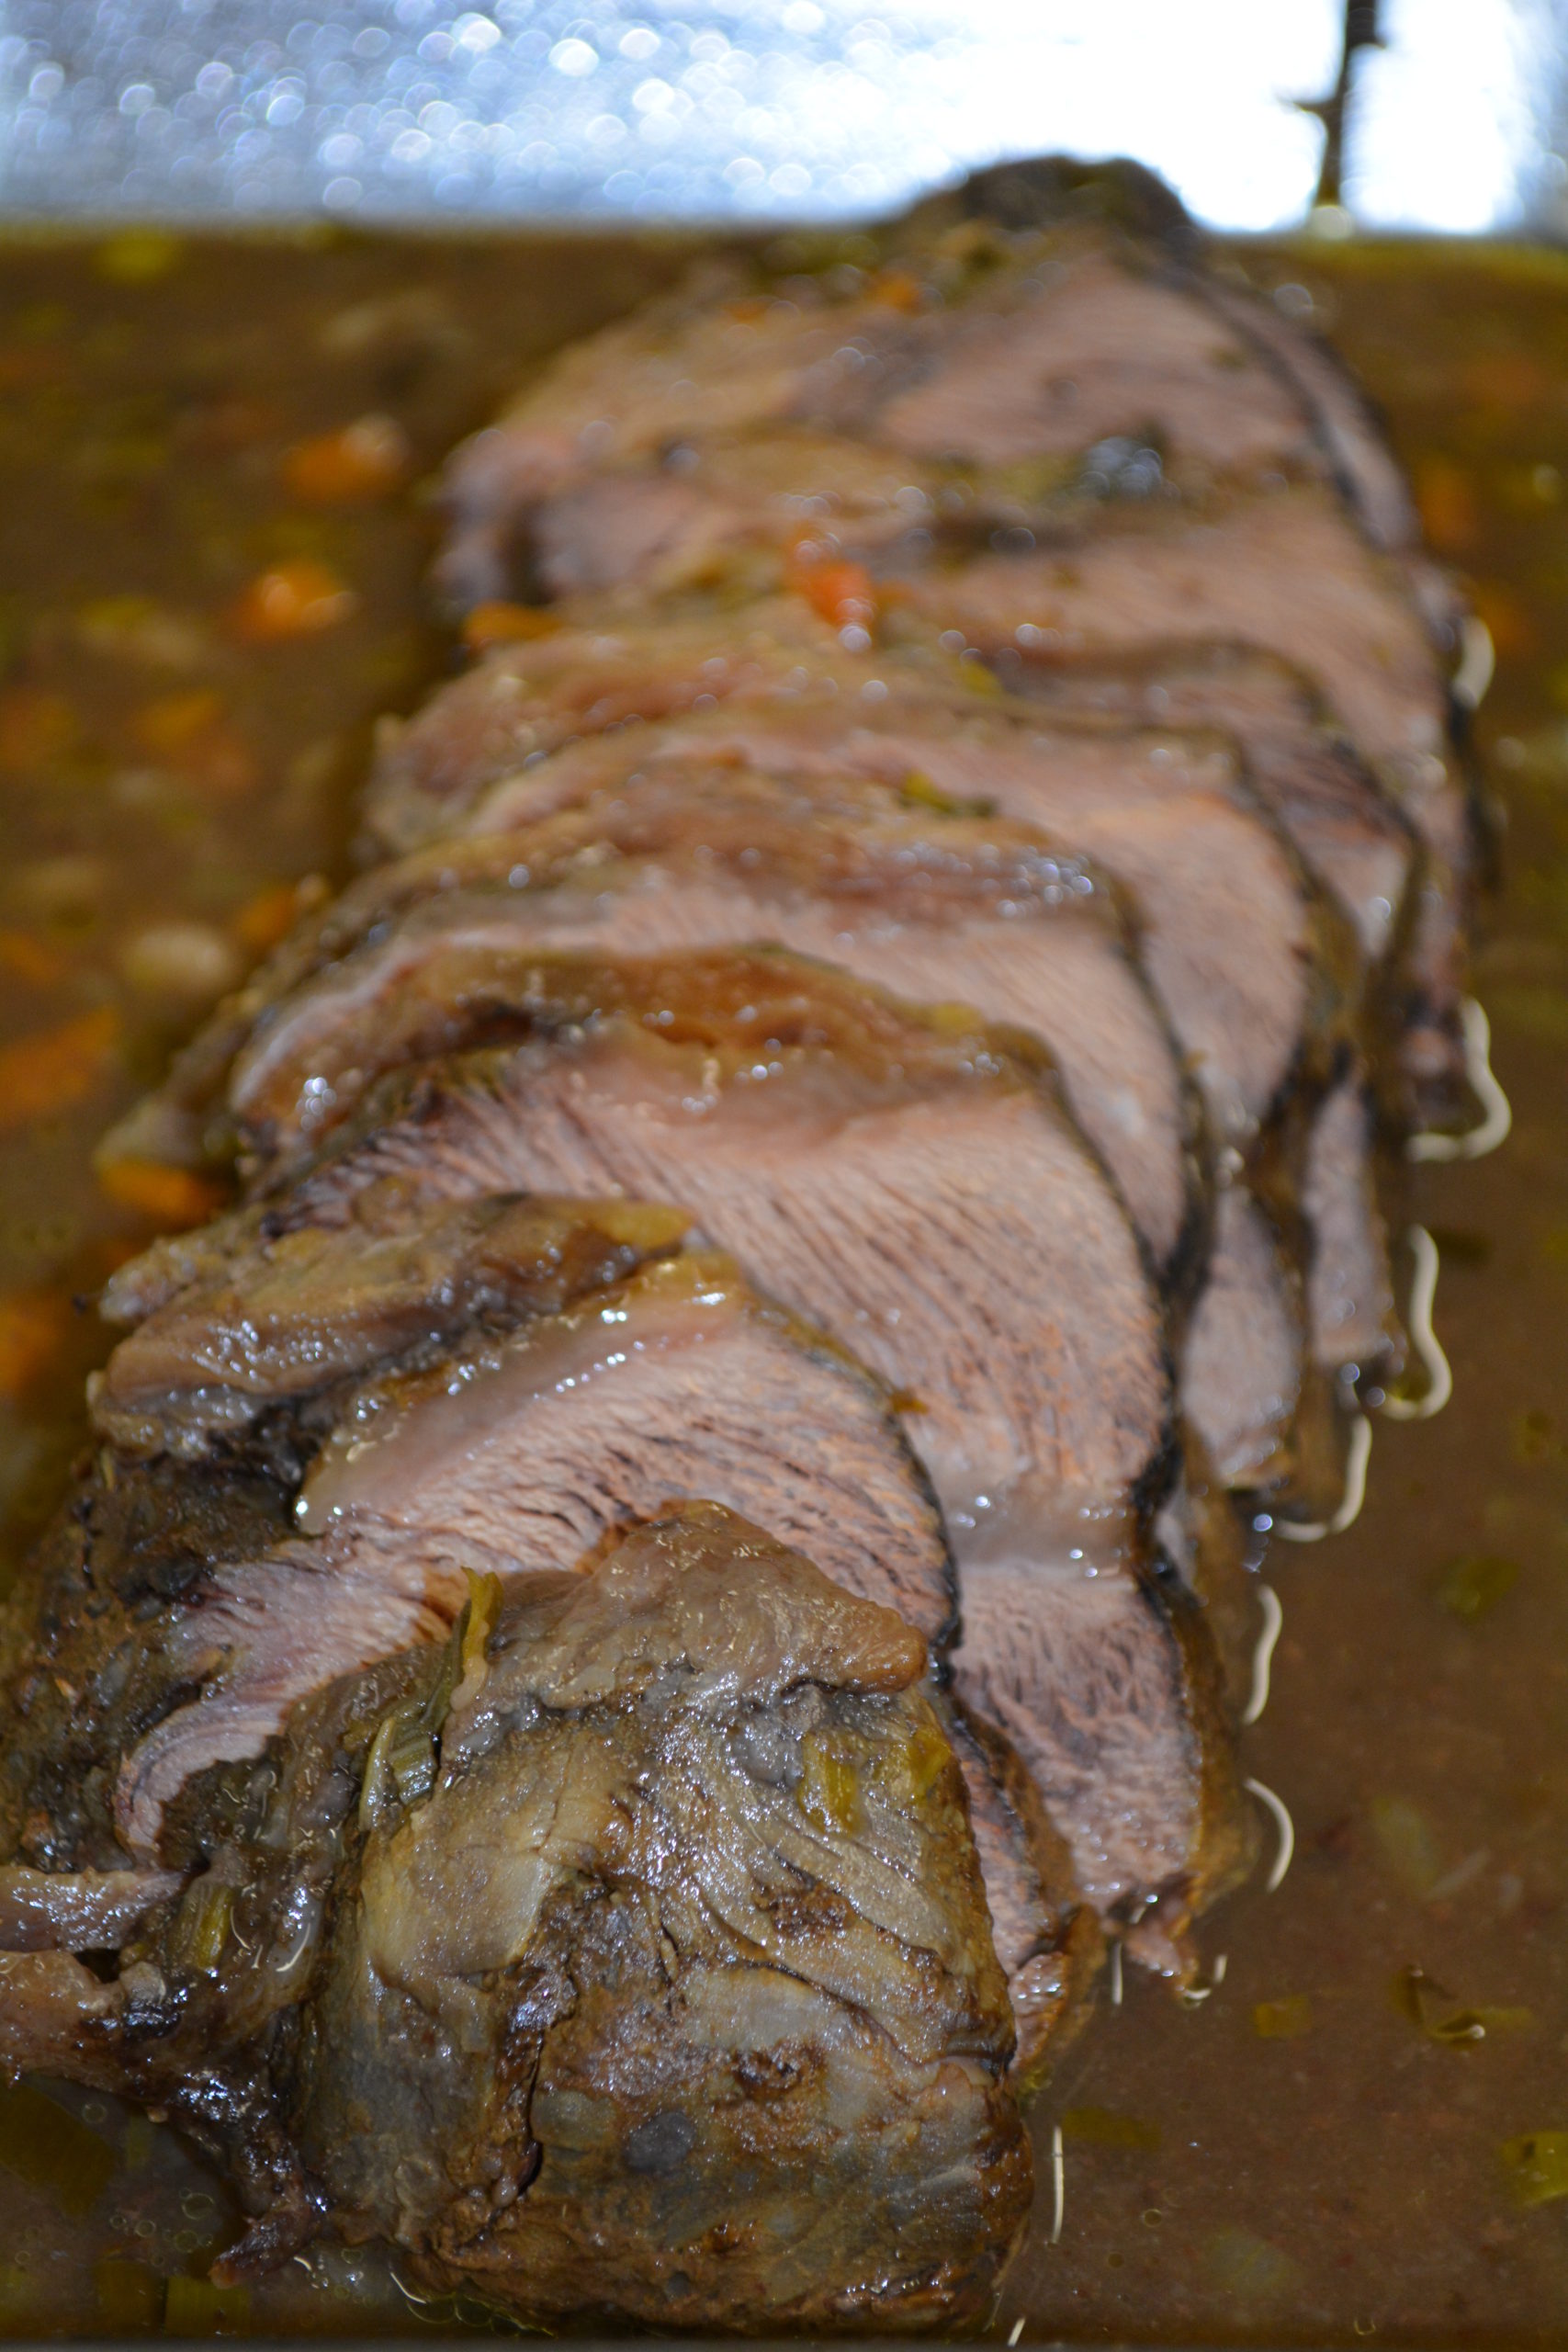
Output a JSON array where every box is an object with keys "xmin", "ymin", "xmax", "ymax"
[
  {"xmin": 229, "ymin": 560, "xmax": 357, "ymax": 643},
  {"xmin": 283, "ymin": 413, "xmax": 411, "ymax": 503},
  {"xmin": 130, "ymin": 691, "xmax": 257, "ymax": 797},
  {"xmin": 1471, "ymin": 581, "xmax": 1537, "ymax": 661},
  {"xmin": 0, "ymin": 930, "xmax": 66, "ymax": 989},
  {"xmin": 461, "ymin": 601, "xmax": 564, "ymax": 654},
  {"xmin": 0, "ymin": 1007, "xmax": 119, "ymax": 1131},
  {"xmin": 98, "ymin": 1157, "xmax": 227, "ymax": 1228},
  {"xmin": 131, "ymin": 689, "xmax": 222, "ymax": 758},
  {"xmin": 187, "ymin": 725, "xmax": 257, "ymax": 797},
  {"xmin": 0, "ymin": 1289, "xmax": 73, "ymax": 1399},
  {"xmin": 868, "ymin": 267, "xmax": 924, "ymax": 313},
  {"xmin": 232, "ymin": 882, "xmax": 306, "ymax": 956},
  {"xmin": 1415, "ymin": 458, "xmax": 1479, "ymax": 557},
  {"xmin": 0, "ymin": 349, "xmax": 62, "ymax": 391},
  {"xmin": 0, "ymin": 686, "xmax": 75, "ymax": 772},
  {"xmin": 784, "ymin": 548, "xmax": 878, "ymax": 633}
]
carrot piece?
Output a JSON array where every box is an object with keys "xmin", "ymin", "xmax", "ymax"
[
  {"xmin": 283, "ymin": 414, "xmax": 411, "ymax": 503},
  {"xmin": 0, "ymin": 1007, "xmax": 119, "ymax": 1131},
  {"xmin": 0, "ymin": 1289, "xmax": 73, "ymax": 1399},
  {"xmin": 232, "ymin": 881, "xmax": 308, "ymax": 956},
  {"xmin": 784, "ymin": 548, "xmax": 878, "ymax": 633},
  {"xmin": 868, "ymin": 267, "xmax": 924, "ymax": 313},
  {"xmin": 462, "ymin": 601, "xmax": 563, "ymax": 653},
  {"xmin": 1471, "ymin": 581, "xmax": 1537, "ymax": 661},
  {"xmin": 0, "ymin": 686, "xmax": 74, "ymax": 772},
  {"xmin": 131, "ymin": 689, "xmax": 221, "ymax": 757},
  {"xmin": 130, "ymin": 691, "xmax": 256, "ymax": 796},
  {"xmin": 0, "ymin": 930, "xmax": 66, "ymax": 988},
  {"xmin": 1415, "ymin": 457, "xmax": 1480, "ymax": 556},
  {"xmin": 98, "ymin": 1159, "xmax": 227, "ymax": 1228},
  {"xmin": 229, "ymin": 560, "xmax": 357, "ymax": 642}
]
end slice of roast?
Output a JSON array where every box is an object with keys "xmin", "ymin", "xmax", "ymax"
[{"xmin": 5, "ymin": 1506, "xmax": 1035, "ymax": 2333}]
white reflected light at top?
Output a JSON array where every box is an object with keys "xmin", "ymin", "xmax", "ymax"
[
  {"xmin": 1348, "ymin": 0, "xmax": 1542, "ymax": 230},
  {"xmin": 0, "ymin": 0, "xmax": 1559, "ymax": 228}
]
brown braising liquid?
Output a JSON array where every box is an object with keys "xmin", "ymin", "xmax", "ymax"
[{"xmin": 0, "ymin": 226, "xmax": 1565, "ymax": 2343}]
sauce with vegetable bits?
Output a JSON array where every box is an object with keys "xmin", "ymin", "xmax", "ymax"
[{"xmin": 1, "ymin": 227, "xmax": 1566, "ymax": 2345}]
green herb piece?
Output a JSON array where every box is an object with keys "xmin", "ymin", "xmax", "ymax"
[
  {"xmin": 897, "ymin": 769, "xmax": 996, "ymax": 820},
  {"xmin": 174, "ymin": 1879, "xmax": 232, "ymax": 1975},
  {"xmin": 1060, "ymin": 2106, "xmax": 1161, "ymax": 2153},
  {"xmin": 1501, "ymin": 2130, "xmax": 1568, "ymax": 2206},
  {"xmin": 1513, "ymin": 1409, "xmax": 1564, "ymax": 1464},
  {"xmin": 1252, "ymin": 1994, "xmax": 1314, "ymax": 2040},
  {"xmin": 1392, "ymin": 1964, "xmax": 1533, "ymax": 2047},
  {"xmin": 357, "ymin": 1587, "xmax": 473, "ymax": 1830},
  {"xmin": 1370, "ymin": 1796, "xmax": 1441, "ymax": 1894},
  {"xmin": 1434, "ymin": 1552, "xmax": 1521, "ymax": 1621},
  {"xmin": 0, "ymin": 2082, "xmax": 116, "ymax": 2216}
]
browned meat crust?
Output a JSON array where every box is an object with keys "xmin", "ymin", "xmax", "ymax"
[{"xmin": 3, "ymin": 1507, "xmax": 1036, "ymax": 2332}]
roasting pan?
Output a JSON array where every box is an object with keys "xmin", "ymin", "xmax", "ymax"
[{"xmin": 2, "ymin": 4, "xmax": 1568, "ymax": 2345}]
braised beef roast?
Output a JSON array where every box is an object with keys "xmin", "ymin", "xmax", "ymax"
[
  {"xmin": 2, "ymin": 1506, "xmax": 1034, "ymax": 2331},
  {"xmin": 1, "ymin": 158, "xmax": 1481, "ymax": 2328}
]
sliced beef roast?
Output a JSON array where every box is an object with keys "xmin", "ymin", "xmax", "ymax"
[
  {"xmin": 948, "ymin": 1702, "xmax": 1102, "ymax": 2088},
  {"xmin": 434, "ymin": 215, "xmax": 1404, "ymax": 616},
  {"xmin": 899, "ymin": 484, "xmax": 1472, "ymax": 1109},
  {"xmin": 106, "ymin": 1250, "xmax": 959, "ymax": 1851},
  {"xmin": 2, "ymin": 1506, "xmax": 1034, "ymax": 2332},
  {"xmin": 359, "ymin": 627, "xmax": 1335, "ymax": 1148},
  {"xmin": 90, "ymin": 1188, "xmax": 689, "ymax": 1459},
  {"xmin": 1008, "ymin": 640, "xmax": 1417, "ymax": 976},
  {"xmin": 349, "ymin": 623, "xmax": 1347, "ymax": 1480},
  {"xmin": 183, "ymin": 786, "xmax": 1199, "ymax": 1277},
  {"xmin": 205, "ymin": 943, "xmax": 1247, "ymax": 1934}
]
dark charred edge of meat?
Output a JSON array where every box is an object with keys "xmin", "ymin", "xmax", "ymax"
[
  {"xmin": 0, "ymin": 1449, "xmax": 299, "ymax": 1874},
  {"xmin": 946, "ymin": 1699, "xmax": 1103, "ymax": 2096},
  {"xmin": 906, "ymin": 153, "xmax": 1200, "ymax": 254},
  {"xmin": 917, "ymin": 153, "xmax": 1419, "ymax": 567},
  {"xmin": 1126, "ymin": 1554, "xmax": 1258, "ymax": 1976},
  {"xmin": 995, "ymin": 634, "xmax": 1424, "ymax": 969},
  {"xmin": 1176, "ymin": 268, "xmax": 1420, "ymax": 557},
  {"xmin": 856, "ymin": 653, "xmax": 1372, "ymax": 1148},
  {"xmin": 1255, "ymin": 1033, "xmax": 1405, "ymax": 1385},
  {"xmin": 1359, "ymin": 829, "xmax": 1438, "ymax": 1133},
  {"xmin": 1155, "ymin": 1421, "xmax": 1259, "ymax": 1724},
  {"xmin": 1399, "ymin": 716, "xmax": 1493, "ymax": 1140}
]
